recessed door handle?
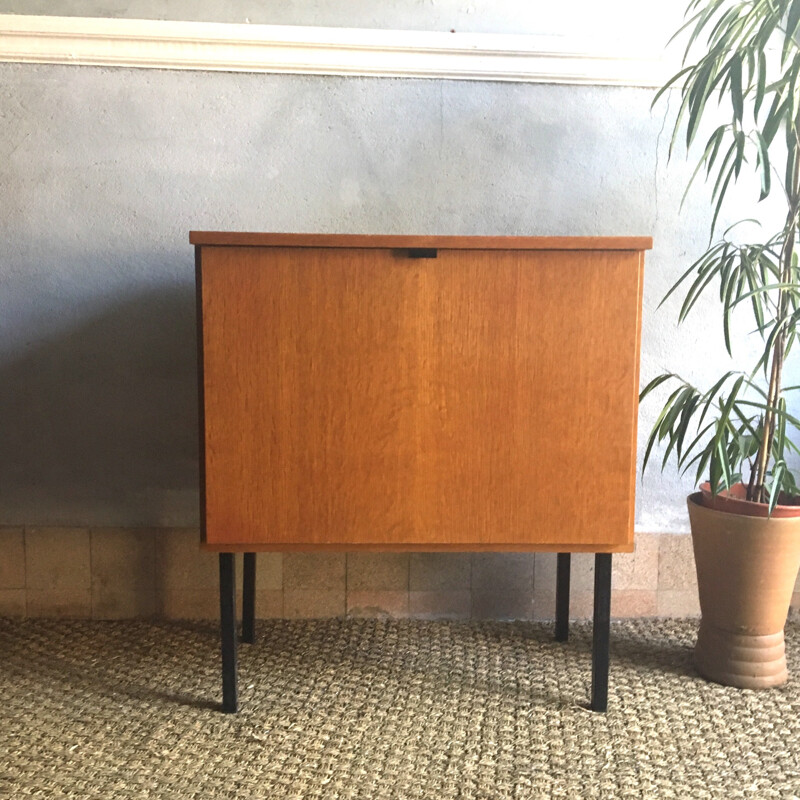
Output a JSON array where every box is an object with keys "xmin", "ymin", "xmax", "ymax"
[{"xmin": 408, "ymin": 248, "xmax": 438, "ymax": 259}]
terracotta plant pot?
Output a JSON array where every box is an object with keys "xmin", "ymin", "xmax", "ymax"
[{"xmin": 688, "ymin": 491, "xmax": 800, "ymax": 688}]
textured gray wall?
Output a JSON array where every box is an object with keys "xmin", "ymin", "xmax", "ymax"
[
  {"xmin": 0, "ymin": 1, "xmax": 681, "ymax": 39},
  {"xmin": 0, "ymin": 58, "xmax": 790, "ymax": 530}
]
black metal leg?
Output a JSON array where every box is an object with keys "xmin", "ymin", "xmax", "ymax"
[
  {"xmin": 219, "ymin": 553, "xmax": 238, "ymax": 713},
  {"xmin": 555, "ymin": 552, "xmax": 571, "ymax": 642},
  {"xmin": 242, "ymin": 552, "xmax": 256, "ymax": 644},
  {"xmin": 591, "ymin": 553, "xmax": 612, "ymax": 712}
]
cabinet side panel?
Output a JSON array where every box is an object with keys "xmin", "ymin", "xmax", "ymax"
[
  {"xmin": 200, "ymin": 246, "xmax": 641, "ymax": 547},
  {"xmin": 195, "ymin": 246, "xmax": 208, "ymax": 544}
]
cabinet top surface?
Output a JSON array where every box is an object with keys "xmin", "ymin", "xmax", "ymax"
[{"xmin": 190, "ymin": 231, "xmax": 653, "ymax": 251}]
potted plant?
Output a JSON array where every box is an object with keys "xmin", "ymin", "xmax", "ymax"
[{"xmin": 643, "ymin": 0, "xmax": 800, "ymax": 688}]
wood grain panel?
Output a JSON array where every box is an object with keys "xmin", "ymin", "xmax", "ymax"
[{"xmin": 199, "ymin": 244, "xmax": 643, "ymax": 550}]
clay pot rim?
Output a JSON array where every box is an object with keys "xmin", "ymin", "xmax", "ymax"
[{"xmin": 691, "ymin": 486, "xmax": 800, "ymax": 520}]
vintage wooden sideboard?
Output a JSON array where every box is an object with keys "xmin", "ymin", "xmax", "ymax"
[{"xmin": 192, "ymin": 232, "xmax": 651, "ymax": 713}]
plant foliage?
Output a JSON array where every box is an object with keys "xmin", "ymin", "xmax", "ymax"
[{"xmin": 643, "ymin": 0, "xmax": 800, "ymax": 509}]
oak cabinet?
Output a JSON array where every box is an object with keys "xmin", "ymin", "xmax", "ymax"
[{"xmin": 193, "ymin": 233, "xmax": 650, "ymax": 554}]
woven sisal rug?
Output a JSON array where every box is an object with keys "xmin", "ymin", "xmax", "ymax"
[{"xmin": 1, "ymin": 618, "xmax": 799, "ymax": 798}]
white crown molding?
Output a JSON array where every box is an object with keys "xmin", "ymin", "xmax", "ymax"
[{"xmin": 0, "ymin": 14, "xmax": 675, "ymax": 87}]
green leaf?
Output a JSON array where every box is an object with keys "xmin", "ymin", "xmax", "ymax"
[
  {"xmin": 659, "ymin": 386, "xmax": 692, "ymax": 439},
  {"xmin": 733, "ymin": 129, "xmax": 746, "ymax": 179},
  {"xmin": 641, "ymin": 381, "xmax": 684, "ymax": 474},
  {"xmin": 715, "ymin": 374, "xmax": 745, "ymax": 447},
  {"xmin": 680, "ymin": 6, "xmax": 716, "ymax": 62},
  {"xmin": 786, "ymin": 0, "xmax": 800, "ymax": 60},
  {"xmin": 639, "ymin": 373, "xmax": 677, "ymax": 402},
  {"xmin": 716, "ymin": 435, "xmax": 733, "ymax": 489},
  {"xmin": 699, "ymin": 370, "xmax": 738, "ymax": 427},
  {"xmin": 731, "ymin": 281, "xmax": 800, "ymax": 307},
  {"xmin": 705, "ymin": 124, "xmax": 729, "ymax": 178},
  {"xmin": 675, "ymin": 392, "xmax": 701, "ymax": 460},
  {"xmin": 754, "ymin": 131, "xmax": 771, "ymax": 200},
  {"xmin": 711, "ymin": 163, "xmax": 735, "ymax": 237},
  {"xmin": 738, "ymin": 399, "xmax": 800, "ymax": 430},
  {"xmin": 755, "ymin": 48, "xmax": 767, "ymax": 117},
  {"xmin": 755, "ymin": 317, "xmax": 788, "ymax": 376},
  {"xmin": 709, "ymin": 437, "xmax": 725, "ymax": 491},
  {"xmin": 722, "ymin": 259, "xmax": 739, "ymax": 354},
  {"xmin": 651, "ymin": 65, "xmax": 694, "ymax": 111},
  {"xmin": 686, "ymin": 60, "xmax": 718, "ymax": 149},
  {"xmin": 660, "ymin": 387, "xmax": 697, "ymax": 469},
  {"xmin": 678, "ymin": 419, "xmax": 717, "ymax": 470},
  {"xmin": 679, "ymin": 259, "xmax": 721, "ymax": 321},
  {"xmin": 659, "ymin": 243, "xmax": 723, "ymax": 310},
  {"xmin": 668, "ymin": 89, "xmax": 693, "ymax": 161},
  {"xmin": 777, "ymin": 397, "xmax": 788, "ymax": 460},
  {"xmin": 730, "ymin": 54, "xmax": 743, "ymax": 124},
  {"xmin": 681, "ymin": 125, "xmax": 729, "ymax": 207},
  {"xmin": 762, "ymin": 92, "xmax": 788, "ymax": 146},
  {"xmin": 694, "ymin": 441, "xmax": 715, "ymax": 486},
  {"xmin": 786, "ymin": 128, "xmax": 798, "ymax": 196},
  {"xmin": 769, "ymin": 462, "xmax": 785, "ymax": 513}
]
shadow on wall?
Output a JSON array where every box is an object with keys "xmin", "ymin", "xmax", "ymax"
[{"xmin": 0, "ymin": 283, "xmax": 200, "ymax": 527}]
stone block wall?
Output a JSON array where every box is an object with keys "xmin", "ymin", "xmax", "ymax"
[{"xmin": 5, "ymin": 527, "xmax": 790, "ymax": 621}]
